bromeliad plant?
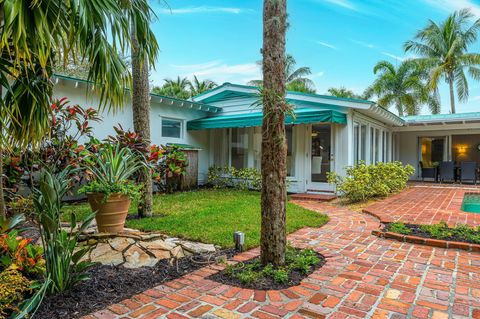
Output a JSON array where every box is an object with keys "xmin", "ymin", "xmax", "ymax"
[
  {"xmin": 79, "ymin": 143, "xmax": 145, "ymax": 201},
  {"xmin": 33, "ymin": 168, "xmax": 95, "ymax": 294}
]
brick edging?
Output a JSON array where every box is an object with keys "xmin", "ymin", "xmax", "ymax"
[{"xmin": 371, "ymin": 229, "xmax": 480, "ymax": 252}]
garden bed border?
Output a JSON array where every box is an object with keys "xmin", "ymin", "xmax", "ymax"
[{"xmin": 371, "ymin": 229, "xmax": 480, "ymax": 252}]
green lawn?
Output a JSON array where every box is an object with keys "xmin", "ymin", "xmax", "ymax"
[{"xmin": 64, "ymin": 189, "xmax": 329, "ymax": 249}]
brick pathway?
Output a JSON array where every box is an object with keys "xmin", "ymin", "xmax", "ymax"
[
  {"xmin": 364, "ymin": 186, "xmax": 480, "ymax": 227},
  {"xmin": 83, "ymin": 200, "xmax": 480, "ymax": 319}
]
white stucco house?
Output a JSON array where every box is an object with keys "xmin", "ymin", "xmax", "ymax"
[{"xmin": 53, "ymin": 74, "xmax": 480, "ymax": 193}]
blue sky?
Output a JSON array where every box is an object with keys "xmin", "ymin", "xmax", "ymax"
[{"xmin": 149, "ymin": 0, "xmax": 480, "ymax": 114}]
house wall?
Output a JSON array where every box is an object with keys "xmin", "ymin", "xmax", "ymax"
[
  {"xmin": 395, "ymin": 125, "xmax": 480, "ymax": 179},
  {"xmin": 53, "ymin": 80, "xmax": 212, "ymax": 183}
]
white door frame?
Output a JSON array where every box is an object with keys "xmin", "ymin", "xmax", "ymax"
[{"xmin": 305, "ymin": 124, "xmax": 335, "ymax": 192}]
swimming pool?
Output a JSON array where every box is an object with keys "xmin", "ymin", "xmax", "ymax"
[{"xmin": 461, "ymin": 193, "xmax": 480, "ymax": 213}]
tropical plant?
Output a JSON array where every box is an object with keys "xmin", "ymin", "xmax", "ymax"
[
  {"xmin": 157, "ymin": 145, "xmax": 189, "ymax": 193},
  {"xmin": 33, "ymin": 168, "xmax": 95, "ymax": 294},
  {"xmin": 207, "ymin": 166, "xmax": 262, "ymax": 191},
  {"xmin": 79, "ymin": 144, "xmax": 145, "ymax": 200},
  {"xmin": 327, "ymin": 161, "xmax": 414, "ymax": 203},
  {"xmin": 404, "ymin": 9, "xmax": 480, "ymax": 114},
  {"xmin": 0, "ymin": 0, "xmax": 158, "ymax": 217},
  {"xmin": 364, "ymin": 60, "xmax": 440, "ymax": 116},
  {"xmin": 249, "ymin": 54, "xmax": 316, "ymax": 93},
  {"xmin": 0, "ymin": 230, "xmax": 45, "ymax": 276},
  {"xmin": 260, "ymin": 0, "xmax": 288, "ymax": 267},
  {"xmin": 189, "ymin": 75, "xmax": 218, "ymax": 96},
  {"xmin": 327, "ymin": 87, "xmax": 362, "ymax": 99},
  {"xmin": 152, "ymin": 76, "xmax": 192, "ymax": 99}
]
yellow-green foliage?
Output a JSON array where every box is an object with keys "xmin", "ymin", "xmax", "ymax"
[
  {"xmin": 0, "ymin": 267, "xmax": 32, "ymax": 317},
  {"xmin": 328, "ymin": 161, "xmax": 414, "ymax": 203}
]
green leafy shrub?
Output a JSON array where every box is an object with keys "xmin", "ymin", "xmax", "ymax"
[
  {"xmin": 388, "ymin": 222, "xmax": 412, "ymax": 235},
  {"xmin": 272, "ymin": 269, "xmax": 289, "ymax": 284},
  {"xmin": 0, "ymin": 230, "xmax": 45, "ymax": 276},
  {"xmin": 420, "ymin": 221, "xmax": 451, "ymax": 239},
  {"xmin": 327, "ymin": 161, "xmax": 414, "ymax": 202},
  {"xmin": 207, "ymin": 166, "xmax": 261, "ymax": 190}
]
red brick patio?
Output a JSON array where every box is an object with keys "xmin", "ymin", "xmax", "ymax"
[
  {"xmin": 364, "ymin": 185, "xmax": 480, "ymax": 227},
  {"xmin": 83, "ymin": 198, "xmax": 480, "ymax": 319}
]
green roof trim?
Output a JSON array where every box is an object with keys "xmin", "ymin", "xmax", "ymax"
[
  {"xmin": 403, "ymin": 112, "xmax": 480, "ymax": 123},
  {"xmin": 193, "ymin": 82, "xmax": 375, "ymax": 105},
  {"xmin": 187, "ymin": 108, "xmax": 347, "ymax": 130}
]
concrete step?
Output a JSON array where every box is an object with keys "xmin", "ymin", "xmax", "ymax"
[{"xmin": 289, "ymin": 193, "xmax": 337, "ymax": 202}]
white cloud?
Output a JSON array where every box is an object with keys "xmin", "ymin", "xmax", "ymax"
[
  {"xmin": 170, "ymin": 60, "xmax": 261, "ymax": 85},
  {"xmin": 158, "ymin": 6, "xmax": 250, "ymax": 15},
  {"xmin": 323, "ymin": 0, "xmax": 357, "ymax": 11},
  {"xmin": 350, "ymin": 39, "xmax": 375, "ymax": 49},
  {"xmin": 317, "ymin": 41, "xmax": 337, "ymax": 50},
  {"xmin": 422, "ymin": 0, "xmax": 480, "ymax": 17},
  {"xmin": 312, "ymin": 71, "xmax": 325, "ymax": 78}
]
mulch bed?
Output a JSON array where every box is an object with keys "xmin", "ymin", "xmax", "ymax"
[
  {"xmin": 384, "ymin": 223, "xmax": 479, "ymax": 244},
  {"xmin": 36, "ymin": 249, "xmax": 236, "ymax": 319},
  {"xmin": 209, "ymin": 251, "xmax": 326, "ymax": 290}
]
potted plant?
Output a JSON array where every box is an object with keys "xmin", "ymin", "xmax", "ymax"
[{"xmin": 79, "ymin": 143, "xmax": 144, "ymax": 233}]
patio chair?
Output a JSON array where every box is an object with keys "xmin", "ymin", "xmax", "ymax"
[
  {"xmin": 439, "ymin": 161, "xmax": 455, "ymax": 183},
  {"xmin": 460, "ymin": 161, "xmax": 477, "ymax": 184},
  {"xmin": 419, "ymin": 161, "xmax": 437, "ymax": 182}
]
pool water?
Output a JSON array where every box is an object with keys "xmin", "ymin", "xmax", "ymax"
[{"xmin": 461, "ymin": 193, "xmax": 480, "ymax": 213}]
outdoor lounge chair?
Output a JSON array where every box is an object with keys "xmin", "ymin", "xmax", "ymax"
[
  {"xmin": 460, "ymin": 161, "xmax": 477, "ymax": 184},
  {"xmin": 419, "ymin": 161, "xmax": 437, "ymax": 181},
  {"xmin": 439, "ymin": 161, "xmax": 455, "ymax": 183}
]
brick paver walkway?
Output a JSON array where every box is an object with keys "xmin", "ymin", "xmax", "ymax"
[
  {"xmin": 364, "ymin": 186, "xmax": 480, "ymax": 227},
  {"xmin": 84, "ymin": 200, "xmax": 480, "ymax": 319}
]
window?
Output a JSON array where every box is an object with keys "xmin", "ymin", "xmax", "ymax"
[
  {"xmin": 231, "ymin": 128, "xmax": 249, "ymax": 169},
  {"xmin": 162, "ymin": 118, "xmax": 182, "ymax": 138},
  {"xmin": 353, "ymin": 122, "xmax": 368, "ymax": 164},
  {"xmin": 385, "ymin": 132, "xmax": 391, "ymax": 162},
  {"xmin": 286, "ymin": 125, "xmax": 295, "ymax": 176},
  {"xmin": 420, "ymin": 137, "xmax": 445, "ymax": 167}
]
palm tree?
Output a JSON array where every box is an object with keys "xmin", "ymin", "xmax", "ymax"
[
  {"xmin": 126, "ymin": 0, "xmax": 159, "ymax": 218},
  {"xmin": 327, "ymin": 87, "xmax": 361, "ymax": 99},
  {"xmin": 364, "ymin": 60, "xmax": 440, "ymax": 116},
  {"xmin": 0, "ymin": 0, "xmax": 158, "ymax": 217},
  {"xmin": 189, "ymin": 75, "xmax": 217, "ymax": 97},
  {"xmin": 152, "ymin": 77, "xmax": 191, "ymax": 100},
  {"xmin": 404, "ymin": 9, "xmax": 480, "ymax": 114},
  {"xmin": 260, "ymin": 0, "xmax": 288, "ymax": 266},
  {"xmin": 248, "ymin": 54, "xmax": 315, "ymax": 93}
]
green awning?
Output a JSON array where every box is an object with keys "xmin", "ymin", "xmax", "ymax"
[{"xmin": 187, "ymin": 108, "xmax": 346, "ymax": 130}]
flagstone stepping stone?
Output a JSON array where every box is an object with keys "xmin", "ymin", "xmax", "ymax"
[
  {"xmin": 179, "ymin": 241, "xmax": 216, "ymax": 254},
  {"xmin": 123, "ymin": 244, "xmax": 157, "ymax": 268},
  {"xmin": 89, "ymin": 243, "xmax": 124, "ymax": 266}
]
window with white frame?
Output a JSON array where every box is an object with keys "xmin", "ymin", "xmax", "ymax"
[
  {"xmin": 230, "ymin": 128, "xmax": 249, "ymax": 169},
  {"xmin": 161, "ymin": 118, "xmax": 183, "ymax": 138},
  {"xmin": 353, "ymin": 121, "xmax": 367, "ymax": 163}
]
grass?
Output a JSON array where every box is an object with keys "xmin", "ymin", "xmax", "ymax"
[{"xmin": 63, "ymin": 189, "xmax": 329, "ymax": 249}]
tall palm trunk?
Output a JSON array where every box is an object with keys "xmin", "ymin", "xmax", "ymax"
[
  {"xmin": 396, "ymin": 101, "xmax": 404, "ymax": 117},
  {"xmin": 260, "ymin": 0, "xmax": 288, "ymax": 266},
  {"xmin": 0, "ymin": 3, "xmax": 6, "ymax": 218},
  {"xmin": 131, "ymin": 25, "xmax": 153, "ymax": 218},
  {"xmin": 448, "ymin": 74, "xmax": 456, "ymax": 114}
]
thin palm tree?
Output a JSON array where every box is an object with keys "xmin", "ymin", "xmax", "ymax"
[
  {"xmin": 364, "ymin": 60, "xmax": 440, "ymax": 116},
  {"xmin": 189, "ymin": 75, "xmax": 217, "ymax": 97},
  {"xmin": 125, "ymin": 0, "xmax": 159, "ymax": 218},
  {"xmin": 404, "ymin": 9, "xmax": 480, "ymax": 114},
  {"xmin": 248, "ymin": 54, "xmax": 315, "ymax": 93},
  {"xmin": 260, "ymin": 0, "xmax": 288, "ymax": 266},
  {"xmin": 0, "ymin": 0, "xmax": 158, "ymax": 217},
  {"xmin": 152, "ymin": 76, "xmax": 191, "ymax": 100}
]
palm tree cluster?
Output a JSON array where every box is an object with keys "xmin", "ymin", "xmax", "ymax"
[
  {"xmin": 248, "ymin": 54, "xmax": 316, "ymax": 93},
  {"xmin": 368, "ymin": 8, "xmax": 480, "ymax": 115},
  {"xmin": 152, "ymin": 75, "xmax": 217, "ymax": 99}
]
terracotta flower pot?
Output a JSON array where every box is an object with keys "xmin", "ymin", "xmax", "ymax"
[{"xmin": 86, "ymin": 193, "xmax": 131, "ymax": 233}]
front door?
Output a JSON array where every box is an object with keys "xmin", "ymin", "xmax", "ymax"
[{"xmin": 306, "ymin": 124, "xmax": 335, "ymax": 192}]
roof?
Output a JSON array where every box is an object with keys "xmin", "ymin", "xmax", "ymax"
[
  {"xmin": 402, "ymin": 112, "xmax": 480, "ymax": 125},
  {"xmin": 53, "ymin": 74, "xmax": 221, "ymax": 113},
  {"xmin": 193, "ymin": 82, "xmax": 405, "ymax": 126}
]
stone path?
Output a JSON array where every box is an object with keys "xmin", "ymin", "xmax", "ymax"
[
  {"xmin": 364, "ymin": 186, "xmax": 480, "ymax": 227},
  {"xmin": 83, "ymin": 200, "xmax": 480, "ymax": 319}
]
